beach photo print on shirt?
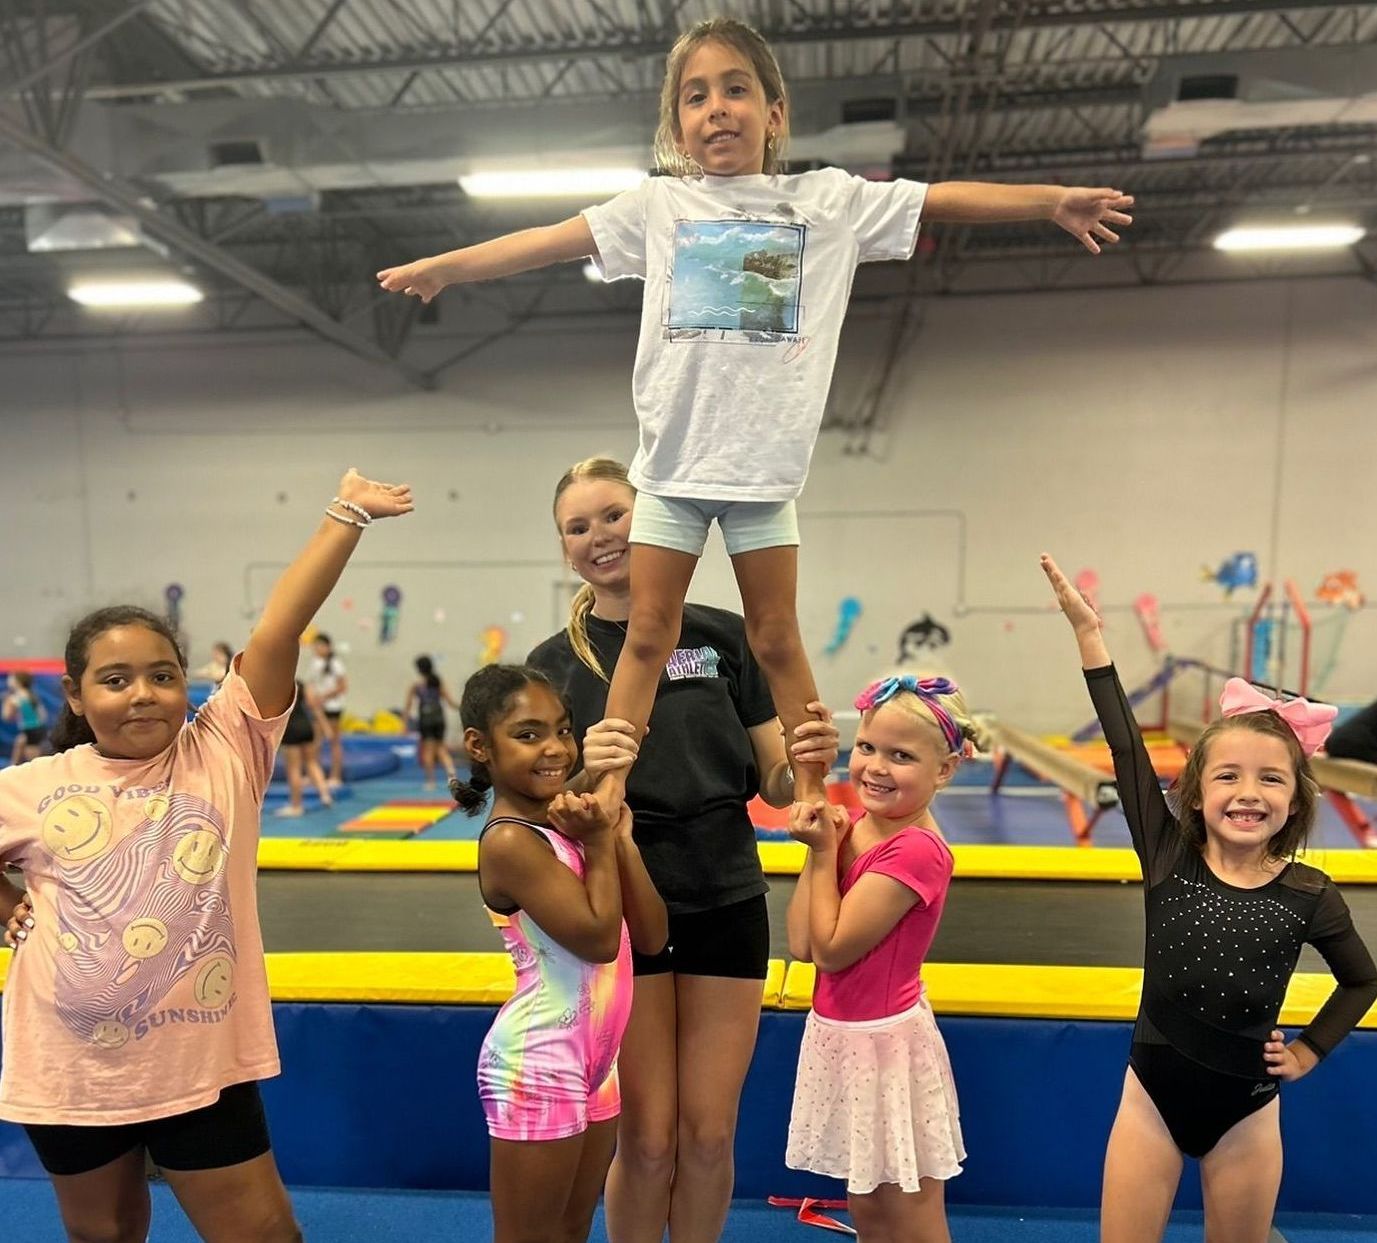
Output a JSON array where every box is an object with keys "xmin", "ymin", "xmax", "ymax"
[{"xmin": 666, "ymin": 219, "xmax": 804, "ymax": 343}]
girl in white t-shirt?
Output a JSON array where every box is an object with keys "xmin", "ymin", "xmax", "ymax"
[
  {"xmin": 308, "ymin": 633, "xmax": 347, "ymax": 786},
  {"xmin": 379, "ymin": 17, "xmax": 1132, "ymax": 824}
]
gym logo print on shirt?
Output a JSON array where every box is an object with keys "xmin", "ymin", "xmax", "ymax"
[{"xmin": 665, "ymin": 646, "xmax": 721, "ymax": 682}]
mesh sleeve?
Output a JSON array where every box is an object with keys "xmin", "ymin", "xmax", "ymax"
[{"xmin": 1083, "ymin": 664, "xmax": 1180, "ymax": 885}]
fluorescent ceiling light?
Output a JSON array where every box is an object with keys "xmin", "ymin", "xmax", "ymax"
[
  {"xmin": 1213, "ymin": 224, "xmax": 1364, "ymax": 252},
  {"xmin": 459, "ymin": 167, "xmax": 645, "ymax": 198},
  {"xmin": 68, "ymin": 280, "xmax": 204, "ymax": 308}
]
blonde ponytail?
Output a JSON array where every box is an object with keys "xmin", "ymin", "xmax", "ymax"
[{"xmin": 567, "ymin": 582, "xmax": 609, "ymax": 682}]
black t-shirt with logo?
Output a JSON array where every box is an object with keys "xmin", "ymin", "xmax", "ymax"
[{"xmin": 527, "ymin": 604, "xmax": 777, "ymax": 914}]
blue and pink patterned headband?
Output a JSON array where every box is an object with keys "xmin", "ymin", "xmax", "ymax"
[{"xmin": 854, "ymin": 676, "xmax": 965, "ymax": 755}]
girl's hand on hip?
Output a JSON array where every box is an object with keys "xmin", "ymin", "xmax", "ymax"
[
  {"xmin": 1264, "ymin": 1030, "xmax": 1318, "ymax": 1081},
  {"xmin": 5, "ymin": 895, "xmax": 33, "ymax": 949}
]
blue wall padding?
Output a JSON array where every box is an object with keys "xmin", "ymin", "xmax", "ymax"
[{"xmin": 2, "ymin": 1006, "xmax": 1375, "ymax": 1213}]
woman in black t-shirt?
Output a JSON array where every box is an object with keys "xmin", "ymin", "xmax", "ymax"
[{"xmin": 527, "ymin": 457, "xmax": 839, "ymax": 1243}]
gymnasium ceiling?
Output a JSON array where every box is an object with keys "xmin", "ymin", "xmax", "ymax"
[{"xmin": 1, "ymin": 0, "xmax": 1374, "ymax": 384}]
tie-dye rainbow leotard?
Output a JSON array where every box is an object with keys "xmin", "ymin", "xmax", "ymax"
[{"xmin": 477, "ymin": 817, "xmax": 633, "ymax": 1141}]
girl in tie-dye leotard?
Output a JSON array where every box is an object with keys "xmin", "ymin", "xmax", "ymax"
[{"xmin": 451, "ymin": 664, "xmax": 666, "ymax": 1243}]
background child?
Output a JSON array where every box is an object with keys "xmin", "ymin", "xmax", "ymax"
[
  {"xmin": 451, "ymin": 664, "xmax": 667, "ymax": 1243},
  {"xmin": 275, "ymin": 677, "xmax": 335, "ymax": 817},
  {"xmin": 405, "ymin": 654, "xmax": 458, "ymax": 790},
  {"xmin": 0, "ymin": 468, "xmax": 411, "ymax": 1243},
  {"xmin": 378, "ymin": 16, "xmax": 1133, "ymax": 823},
  {"xmin": 309, "ymin": 631, "xmax": 347, "ymax": 787},
  {"xmin": 2, "ymin": 670, "xmax": 48, "ymax": 765},
  {"xmin": 1042, "ymin": 552, "xmax": 1377, "ymax": 1243},
  {"xmin": 193, "ymin": 640, "xmax": 234, "ymax": 686},
  {"xmin": 785, "ymin": 675, "xmax": 986, "ymax": 1243}
]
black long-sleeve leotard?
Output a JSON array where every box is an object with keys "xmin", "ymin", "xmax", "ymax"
[{"xmin": 1086, "ymin": 664, "xmax": 1377, "ymax": 1077}]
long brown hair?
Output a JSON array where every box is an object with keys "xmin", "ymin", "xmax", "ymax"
[
  {"xmin": 653, "ymin": 18, "xmax": 790, "ymax": 177},
  {"xmin": 552, "ymin": 457, "xmax": 636, "ymax": 682},
  {"xmin": 52, "ymin": 606, "xmax": 187, "ymax": 752},
  {"xmin": 1168, "ymin": 713, "xmax": 1319, "ymax": 861}
]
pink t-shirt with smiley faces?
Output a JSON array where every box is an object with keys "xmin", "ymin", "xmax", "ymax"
[{"xmin": 0, "ymin": 661, "xmax": 288, "ymax": 1125}]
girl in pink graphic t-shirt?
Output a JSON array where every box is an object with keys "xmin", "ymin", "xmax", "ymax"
[
  {"xmin": 0, "ymin": 468, "xmax": 411, "ymax": 1243},
  {"xmin": 784, "ymin": 675, "xmax": 989, "ymax": 1243}
]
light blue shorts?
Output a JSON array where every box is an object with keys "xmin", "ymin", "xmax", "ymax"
[{"xmin": 629, "ymin": 494, "xmax": 800, "ymax": 557}]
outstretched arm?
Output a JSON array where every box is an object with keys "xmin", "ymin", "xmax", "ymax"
[
  {"xmin": 1043, "ymin": 553, "xmax": 1177, "ymax": 876},
  {"xmin": 377, "ymin": 216, "xmax": 596, "ymax": 303},
  {"xmin": 239, "ymin": 469, "xmax": 413, "ymax": 718},
  {"xmin": 924, "ymin": 184, "xmax": 1134, "ymax": 255}
]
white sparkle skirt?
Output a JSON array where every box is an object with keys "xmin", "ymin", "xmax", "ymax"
[{"xmin": 785, "ymin": 991, "xmax": 965, "ymax": 1195}]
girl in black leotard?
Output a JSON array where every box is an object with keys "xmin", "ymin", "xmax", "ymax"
[{"xmin": 1043, "ymin": 554, "xmax": 1377, "ymax": 1243}]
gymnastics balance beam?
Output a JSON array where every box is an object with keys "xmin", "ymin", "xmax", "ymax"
[{"xmin": 991, "ymin": 722, "xmax": 1119, "ymax": 846}]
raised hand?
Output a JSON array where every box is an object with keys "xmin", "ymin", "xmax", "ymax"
[
  {"xmin": 336, "ymin": 468, "xmax": 414, "ymax": 521},
  {"xmin": 1041, "ymin": 554, "xmax": 1102, "ymax": 635},
  {"xmin": 376, "ymin": 257, "xmax": 449, "ymax": 304},
  {"xmin": 1052, "ymin": 188, "xmax": 1134, "ymax": 255}
]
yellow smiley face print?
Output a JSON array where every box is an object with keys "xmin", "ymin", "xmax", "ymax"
[
  {"xmin": 172, "ymin": 829, "xmax": 226, "ymax": 885},
  {"xmin": 194, "ymin": 956, "xmax": 234, "ymax": 1008},
  {"xmin": 122, "ymin": 917, "xmax": 169, "ymax": 959},
  {"xmin": 58, "ymin": 931, "xmax": 78, "ymax": 953},
  {"xmin": 144, "ymin": 794, "xmax": 170, "ymax": 822},
  {"xmin": 41, "ymin": 795, "xmax": 114, "ymax": 864},
  {"xmin": 90, "ymin": 1020, "xmax": 130, "ymax": 1049}
]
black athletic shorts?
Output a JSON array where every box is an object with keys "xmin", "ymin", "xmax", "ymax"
[
  {"xmin": 24, "ymin": 1080, "xmax": 272, "ymax": 1177},
  {"xmin": 21, "ymin": 727, "xmax": 46, "ymax": 747},
  {"xmin": 632, "ymin": 893, "xmax": 769, "ymax": 980}
]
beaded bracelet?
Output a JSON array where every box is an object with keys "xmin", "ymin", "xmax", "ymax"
[
  {"xmin": 331, "ymin": 496, "xmax": 373, "ymax": 525},
  {"xmin": 324, "ymin": 506, "xmax": 367, "ymax": 529}
]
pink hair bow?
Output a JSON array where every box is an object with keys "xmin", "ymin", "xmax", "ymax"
[{"xmin": 1218, "ymin": 678, "xmax": 1337, "ymax": 758}]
